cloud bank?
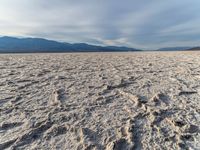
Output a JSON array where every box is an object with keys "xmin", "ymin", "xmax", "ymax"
[{"xmin": 0, "ymin": 0, "xmax": 200, "ymax": 49}]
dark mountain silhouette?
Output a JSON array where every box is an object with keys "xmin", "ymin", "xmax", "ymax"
[
  {"xmin": 0, "ymin": 36, "xmax": 141, "ymax": 52},
  {"xmin": 188, "ymin": 47, "xmax": 200, "ymax": 51}
]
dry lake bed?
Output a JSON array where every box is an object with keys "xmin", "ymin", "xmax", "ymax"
[{"xmin": 0, "ymin": 52, "xmax": 200, "ymax": 150}]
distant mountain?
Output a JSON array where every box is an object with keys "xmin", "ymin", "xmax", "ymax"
[
  {"xmin": 188, "ymin": 47, "xmax": 200, "ymax": 51},
  {"xmin": 0, "ymin": 36, "xmax": 141, "ymax": 52},
  {"xmin": 157, "ymin": 47, "xmax": 191, "ymax": 51}
]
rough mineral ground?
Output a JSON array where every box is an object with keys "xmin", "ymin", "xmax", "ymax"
[{"xmin": 0, "ymin": 52, "xmax": 200, "ymax": 150}]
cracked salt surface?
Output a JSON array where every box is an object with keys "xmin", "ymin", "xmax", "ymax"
[{"xmin": 0, "ymin": 52, "xmax": 199, "ymax": 149}]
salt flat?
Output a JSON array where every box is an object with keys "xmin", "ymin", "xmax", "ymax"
[{"xmin": 0, "ymin": 52, "xmax": 200, "ymax": 150}]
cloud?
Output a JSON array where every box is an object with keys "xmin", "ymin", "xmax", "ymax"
[{"xmin": 0, "ymin": 0, "xmax": 200, "ymax": 49}]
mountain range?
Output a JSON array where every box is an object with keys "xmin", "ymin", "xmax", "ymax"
[
  {"xmin": 0, "ymin": 36, "xmax": 141, "ymax": 53},
  {"xmin": 0, "ymin": 36, "xmax": 199, "ymax": 52}
]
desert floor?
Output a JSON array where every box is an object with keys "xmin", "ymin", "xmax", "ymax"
[{"xmin": 0, "ymin": 52, "xmax": 199, "ymax": 150}]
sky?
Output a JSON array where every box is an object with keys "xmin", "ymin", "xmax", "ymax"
[{"xmin": 0, "ymin": 0, "xmax": 200, "ymax": 49}]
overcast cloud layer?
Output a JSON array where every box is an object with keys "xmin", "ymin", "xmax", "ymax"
[{"xmin": 0, "ymin": 0, "xmax": 200, "ymax": 49}]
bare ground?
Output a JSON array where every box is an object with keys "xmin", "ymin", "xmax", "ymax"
[{"xmin": 0, "ymin": 52, "xmax": 200, "ymax": 150}]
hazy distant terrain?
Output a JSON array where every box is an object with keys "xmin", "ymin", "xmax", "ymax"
[
  {"xmin": 0, "ymin": 52, "xmax": 200, "ymax": 150},
  {"xmin": 157, "ymin": 47, "xmax": 192, "ymax": 51}
]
